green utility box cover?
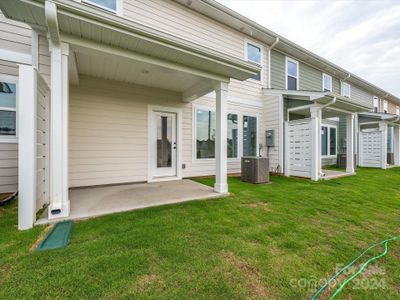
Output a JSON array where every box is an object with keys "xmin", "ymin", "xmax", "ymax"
[{"xmin": 36, "ymin": 220, "xmax": 73, "ymax": 252}]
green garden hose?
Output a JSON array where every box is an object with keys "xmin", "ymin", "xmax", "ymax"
[{"xmin": 310, "ymin": 236, "xmax": 399, "ymax": 300}]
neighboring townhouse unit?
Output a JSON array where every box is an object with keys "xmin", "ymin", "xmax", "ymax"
[{"xmin": 0, "ymin": 0, "xmax": 399, "ymax": 229}]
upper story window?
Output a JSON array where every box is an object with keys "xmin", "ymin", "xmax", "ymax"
[
  {"xmin": 322, "ymin": 74, "xmax": 332, "ymax": 92},
  {"xmin": 246, "ymin": 42, "xmax": 262, "ymax": 81},
  {"xmin": 286, "ymin": 57, "xmax": 299, "ymax": 90},
  {"xmin": 342, "ymin": 82, "xmax": 351, "ymax": 98},
  {"xmin": 383, "ymin": 100, "xmax": 388, "ymax": 113},
  {"xmin": 373, "ymin": 96, "xmax": 379, "ymax": 112},
  {"xmin": 396, "ymin": 106, "xmax": 400, "ymax": 115},
  {"xmin": 83, "ymin": 0, "xmax": 117, "ymax": 12},
  {"xmin": 0, "ymin": 81, "xmax": 17, "ymax": 137}
]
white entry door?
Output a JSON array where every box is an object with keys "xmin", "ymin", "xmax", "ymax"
[{"xmin": 151, "ymin": 111, "xmax": 177, "ymax": 178}]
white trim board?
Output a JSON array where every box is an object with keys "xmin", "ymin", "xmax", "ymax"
[{"xmin": 0, "ymin": 49, "xmax": 32, "ymax": 65}]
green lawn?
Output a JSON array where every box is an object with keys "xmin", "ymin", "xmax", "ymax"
[{"xmin": 0, "ymin": 168, "xmax": 399, "ymax": 299}]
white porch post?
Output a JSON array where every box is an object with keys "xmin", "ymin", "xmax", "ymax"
[
  {"xmin": 354, "ymin": 113, "xmax": 359, "ymax": 166},
  {"xmin": 284, "ymin": 121, "xmax": 290, "ymax": 177},
  {"xmin": 346, "ymin": 114, "xmax": 355, "ymax": 173},
  {"xmin": 393, "ymin": 125, "xmax": 400, "ymax": 166},
  {"xmin": 380, "ymin": 121, "xmax": 388, "ymax": 169},
  {"xmin": 214, "ymin": 82, "xmax": 228, "ymax": 193},
  {"xmin": 48, "ymin": 41, "xmax": 70, "ymax": 219},
  {"xmin": 18, "ymin": 65, "xmax": 37, "ymax": 230},
  {"xmin": 310, "ymin": 107, "xmax": 321, "ymax": 181}
]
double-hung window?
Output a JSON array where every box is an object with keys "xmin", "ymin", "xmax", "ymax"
[
  {"xmin": 373, "ymin": 96, "xmax": 379, "ymax": 113},
  {"xmin": 286, "ymin": 57, "xmax": 298, "ymax": 90},
  {"xmin": 321, "ymin": 125, "xmax": 337, "ymax": 157},
  {"xmin": 83, "ymin": 0, "xmax": 117, "ymax": 12},
  {"xmin": 195, "ymin": 108, "xmax": 239, "ymax": 159},
  {"xmin": 0, "ymin": 81, "xmax": 17, "ymax": 139},
  {"xmin": 396, "ymin": 106, "xmax": 400, "ymax": 116},
  {"xmin": 342, "ymin": 82, "xmax": 351, "ymax": 98},
  {"xmin": 383, "ymin": 100, "xmax": 388, "ymax": 114},
  {"xmin": 246, "ymin": 42, "xmax": 262, "ymax": 81},
  {"xmin": 322, "ymin": 74, "xmax": 332, "ymax": 92}
]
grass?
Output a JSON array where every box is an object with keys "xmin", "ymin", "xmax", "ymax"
[{"xmin": 0, "ymin": 168, "xmax": 399, "ymax": 299}]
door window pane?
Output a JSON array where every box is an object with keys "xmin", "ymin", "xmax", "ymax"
[
  {"xmin": 157, "ymin": 115, "xmax": 172, "ymax": 168},
  {"xmin": 329, "ymin": 127, "xmax": 336, "ymax": 155},
  {"xmin": 227, "ymin": 114, "xmax": 238, "ymax": 158},
  {"xmin": 196, "ymin": 109, "xmax": 216, "ymax": 159},
  {"xmin": 0, "ymin": 111, "xmax": 16, "ymax": 135},
  {"xmin": 243, "ymin": 116, "xmax": 257, "ymax": 156},
  {"xmin": 0, "ymin": 82, "xmax": 16, "ymax": 108},
  {"xmin": 0, "ymin": 82, "xmax": 16, "ymax": 136},
  {"xmin": 321, "ymin": 126, "xmax": 328, "ymax": 156}
]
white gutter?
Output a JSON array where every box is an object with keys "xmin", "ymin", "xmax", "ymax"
[
  {"xmin": 319, "ymin": 96, "xmax": 337, "ymax": 110},
  {"xmin": 45, "ymin": 1, "xmax": 60, "ymax": 45},
  {"xmin": 267, "ymin": 37, "xmax": 279, "ymax": 88}
]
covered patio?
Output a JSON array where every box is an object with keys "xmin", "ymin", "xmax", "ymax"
[
  {"xmin": 4, "ymin": 0, "xmax": 260, "ymax": 229},
  {"xmin": 357, "ymin": 112, "xmax": 400, "ymax": 169},
  {"xmin": 37, "ymin": 179, "xmax": 223, "ymax": 224},
  {"xmin": 283, "ymin": 91, "xmax": 370, "ymax": 181}
]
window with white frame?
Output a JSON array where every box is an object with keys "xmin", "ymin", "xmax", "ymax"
[
  {"xmin": 286, "ymin": 57, "xmax": 298, "ymax": 90},
  {"xmin": 246, "ymin": 42, "xmax": 262, "ymax": 81},
  {"xmin": 321, "ymin": 125, "xmax": 337, "ymax": 157},
  {"xmin": 383, "ymin": 100, "xmax": 388, "ymax": 113},
  {"xmin": 83, "ymin": 0, "xmax": 117, "ymax": 12},
  {"xmin": 396, "ymin": 106, "xmax": 400, "ymax": 115},
  {"xmin": 243, "ymin": 115, "xmax": 257, "ymax": 156},
  {"xmin": 0, "ymin": 81, "xmax": 17, "ymax": 137},
  {"xmin": 373, "ymin": 96, "xmax": 379, "ymax": 112},
  {"xmin": 195, "ymin": 108, "xmax": 239, "ymax": 159},
  {"xmin": 323, "ymin": 74, "xmax": 332, "ymax": 92},
  {"xmin": 342, "ymin": 82, "xmax": 351, "ymax": 98}
]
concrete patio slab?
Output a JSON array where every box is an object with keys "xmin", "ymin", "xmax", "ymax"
[
  {"xmin": 321, "ymin": 169, "xmax": 355, "ymax": 180},
  {"xmin": 36, "ymin": 179, "xmax": 226, "ymax": 225}
]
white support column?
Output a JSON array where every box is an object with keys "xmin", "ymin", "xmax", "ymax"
[
  {"xmin": 310, "ymin": 107, "xmax": 321, "ymax": 181},
  {"xmin": 48, "ymin": 41, "xmax": 70, "ymax": 219},
  {"xmin": 214, "ymin": 82, "xmax": 228, "ymax": 193},
  {"xmin": 18, "ymin": 65, "xmax": 37, "ymax": 230},
  {"xmin": 394, "ymin": 125, "xmax": 400, "ymax": 166},
  {"xmin": 346, "ymin": 114, "xmax": 355, "ymax": 173},
  {"xmin": 354, "ymin": 113, "xmax": 359, "ymax": 166},
  {"xmin": 380, "ymin": 121, "xmax": 388, "ymax": 169},
  {"xmin": 284, "ymin": 121, "xmax": 290, "ymax": 177}
]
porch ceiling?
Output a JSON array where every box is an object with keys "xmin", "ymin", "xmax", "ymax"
[
  {"xmin": 74, "ymin": 51, "xmax": 213, "ymax": 93},
  {"xmin": 0, "ymin": 0, "xmax": 260, "ymax": 83}
]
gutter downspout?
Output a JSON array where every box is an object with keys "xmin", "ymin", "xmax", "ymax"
[
  {"xmin": 319, "ymin": 96, "xmax": 337, "ymax": 110},
  {"xmin": 267, "ymin": 37, "xmax": 279, "ymax": 89},
  {"xmin": 45, "ymin": 1, "xmax": 60, "ymax": 45}
]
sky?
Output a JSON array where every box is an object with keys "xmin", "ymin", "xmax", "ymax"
[{"xmin": 216, "ymin": 0, "xmax": 400, "ymax": 96}]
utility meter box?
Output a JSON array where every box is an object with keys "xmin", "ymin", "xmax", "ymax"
[{"xmin": 265, "ymin": 130, "xmax": 275, "ymax": 147}]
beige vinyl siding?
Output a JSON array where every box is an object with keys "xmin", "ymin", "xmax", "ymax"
[
  {"xmin": 261, "ymin": 94, "xmax": 281, "ymax": 169},
  {"xmin": 387, "ymin": 101, "xmax": 398, "ymax": 114},
  {"xmin": 69, "ymin": 75, "xmax": 265, "ymax": 187},
  {"xmin": 0, "ymin": 143, "xmax": 18, "ymax": 193},
  {"xmin": 123, "ymin": 0, "xmax": 244, "ymax": 58},
  {"xmin": 332, "ymin": 77, "xmax": 340, "ymax": 94},
  {"xmin": 350, "ymin": 84, "xmax": 374, "ymax": 108},
  {"xmin": 0, "ymin": 59, "xmax": 18, "ymax": 76},
  {"xmin": 270, "ymin": 50, "xmax": 285, "ymax": 89},
  {"xmin": 0, "ymin": 12, "xmax": 31, "ymax": 54},
  {"xmin": 38, "ymin": 35, "xmax": 50, "ymax": 85},
  {"xmin": 299, "ymin": 63, "xmax": 322, "ymax": 91}
]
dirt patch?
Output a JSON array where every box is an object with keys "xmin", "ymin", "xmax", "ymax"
[
  {"xmin": 221, "ymin": 251, "xmax": 272, "ymax": 299},
  {"xmin": 130, "ymin": 274, "xmax": 165, "ymax": 292},
  {"xmin": 246, "ymin": 202, "xmax": 272, "ymax": 212},
  {"xmin": 30, "ymin": 225, "xmax": 53, "ymax": 252}
]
